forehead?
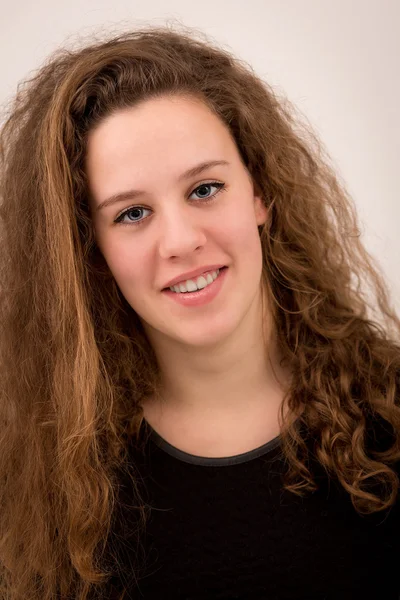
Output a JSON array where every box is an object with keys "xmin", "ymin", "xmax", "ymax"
[
  {"xmin": 86, "ymin": 95, "xmax": 235, "ymax": 169},
  {"xmin": 85, "ymin": 95, "xmax": 240, "ymax": 204}
]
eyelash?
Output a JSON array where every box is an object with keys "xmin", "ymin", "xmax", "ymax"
[{"xmin": 114, "ymin": 181, "xmax": 227, "ymax": 227}]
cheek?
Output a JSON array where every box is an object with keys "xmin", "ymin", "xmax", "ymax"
[
  {"xmin": 218, "ymin": 206, "xmax": 260, "ymax": 252},
  {"xmin": 101, "ymin": 237, "xmax": 151, "ymax": 288}
]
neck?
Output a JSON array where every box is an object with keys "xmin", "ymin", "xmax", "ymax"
[{"xmin": 142, "ymin": 290, "xmax": 292, "ymax": 422}]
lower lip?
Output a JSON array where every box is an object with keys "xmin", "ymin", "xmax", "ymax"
[{"xmin": 162, "ymin": 267, "xmax": 228, "ymax": 307}]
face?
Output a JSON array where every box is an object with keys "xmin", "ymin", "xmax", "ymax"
[{"xmin": 86, "ymin": 94, "xmax": 268, "ymax": 349}]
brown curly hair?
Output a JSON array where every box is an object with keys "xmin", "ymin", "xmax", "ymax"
[{"xmin": 0, "ymin": 24, "xmax": 399, "ymax": 600}]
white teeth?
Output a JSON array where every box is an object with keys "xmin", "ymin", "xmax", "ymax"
[{"xmin": 170, "ymin": 269, "xmax": 220, "ymax": 293}]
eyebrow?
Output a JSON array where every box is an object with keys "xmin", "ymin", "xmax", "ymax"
[{"xmin": 95, "ymin": 159, "xmax": 230, "ymax": 212}]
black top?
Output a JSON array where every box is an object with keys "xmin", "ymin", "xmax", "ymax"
[{"xmin": 105, "ymin": 419, "xmax": 400, "ymax": 600}]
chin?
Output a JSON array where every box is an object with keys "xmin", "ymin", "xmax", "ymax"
[{"xmin": 174, "ymin": 317, "xmax": 237, "ymax": 348}]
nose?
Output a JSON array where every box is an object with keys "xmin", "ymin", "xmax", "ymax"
[{"xmin": 157, "ymin": 208, "xmax": 207, "ymax": 259}]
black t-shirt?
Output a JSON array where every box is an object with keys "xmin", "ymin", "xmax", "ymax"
[{"xmin": 105, "ymin": 420, "xmax": 400, "ymax": 600}]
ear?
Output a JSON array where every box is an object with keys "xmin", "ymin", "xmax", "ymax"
[
  {"xmin": 250, "ymin": 177, "xmax": 268, "ymax": 226},
  {"xmin": 254, "ymin": 194, "xmax": 268, "ymax": 227}
]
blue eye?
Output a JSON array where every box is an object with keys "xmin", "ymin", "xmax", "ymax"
[
  {"xmin": 189, "ymin": 182, "xmax": 224, "ymax": 201},
  {"xmin": 114, "ymin": 181, "xmax": 226, "ymax": 226},
  {"xmin": 114, "ymin": 206, "xmax": 151, "ymax": 226}
]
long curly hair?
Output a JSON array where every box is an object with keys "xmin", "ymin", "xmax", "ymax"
[{"xmin": 1, "ymin": 24, "xmax": 399, "ymax": 600}]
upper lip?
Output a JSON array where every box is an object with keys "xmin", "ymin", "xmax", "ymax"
[{"xmin": 162, "ymin": 265, "xmax": 226, "ymax": 289}]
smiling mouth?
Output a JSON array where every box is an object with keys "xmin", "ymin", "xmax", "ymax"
[{"xmin": 162, "ymin": 266, "xmax": 228, "ymax": 292}]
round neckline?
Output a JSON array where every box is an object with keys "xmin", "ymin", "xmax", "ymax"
[{"xmin": 144, "ymin": 420, "xmax": 283, "ymax": 467}]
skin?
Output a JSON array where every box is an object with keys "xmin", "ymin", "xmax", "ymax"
[{"xmin": 86, "ymin": 94, "xmax": 291, "ymax": 456}]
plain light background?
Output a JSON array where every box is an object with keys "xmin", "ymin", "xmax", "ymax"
[{"xmin": 1, "ymin": 0, "xmax": 399, "ymax": 315}]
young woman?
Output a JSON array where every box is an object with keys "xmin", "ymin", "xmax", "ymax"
[{"xmin": 0, "ymin": 26, "xmax": 399, "ymax": 600}]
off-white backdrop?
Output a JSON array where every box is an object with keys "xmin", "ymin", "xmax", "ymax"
[{"xmin": 1, "ymin": 0, "xmax": 399, "ymax": 315}]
